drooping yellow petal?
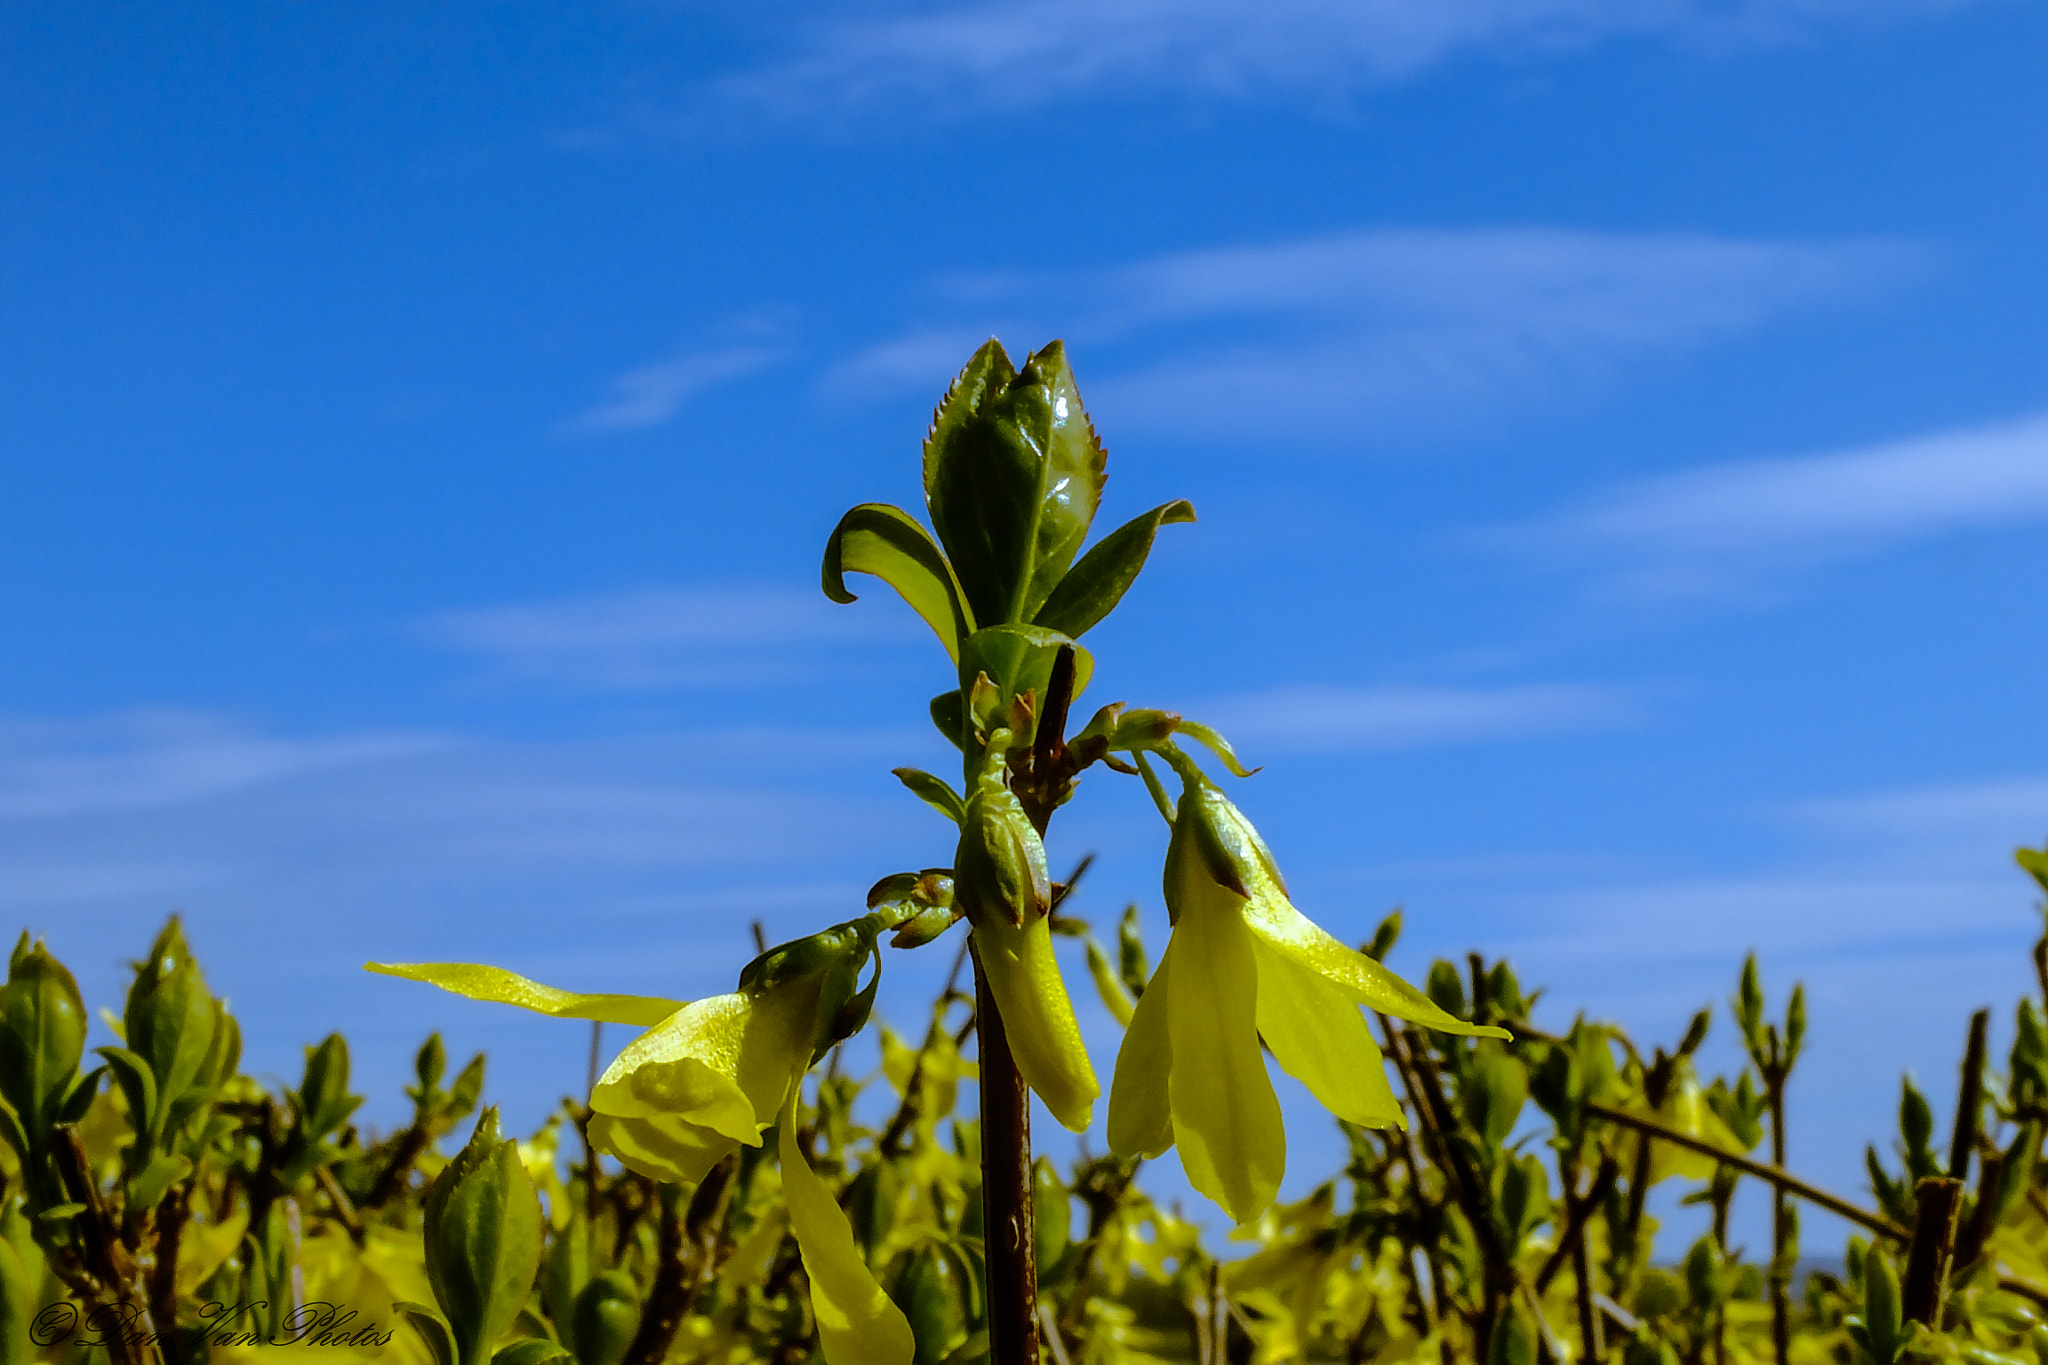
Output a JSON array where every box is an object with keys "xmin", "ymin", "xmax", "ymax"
[
  {"xmin": 586, "ymin": 1111, "xmax": 736, "ymax": 1187},
  {"xmin": 1238, "ymin": 898, "xmax": 1508, "ymax": 1041},
  {"xmin": 1252, "ymin": 942, "xmax": 1404, "ymax": 1130},
  {"xmin": 364, "ymin": 962, "xmax": 685, "ymax": 1028},
  {"xmin": 592, "ymin": 985, "xmax": 816, "ymax": 1140},
  {"xmin": 969, "ymin": 916, "xmax": 1099, "ymax": 1132},
  {"xmin": 1107, "ymin": 937, "xmax": 1176, "ymax": 1160},
  {"xmin": 1166, "ymin": 893, "xmax": 1284, "ymax": 1225},
  {"xmin": 778, "ymin": 1081, "xmax": 915, "ymax": 1365}
]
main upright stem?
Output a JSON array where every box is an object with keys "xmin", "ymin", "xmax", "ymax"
[
  {"xmin": 974, "ymin": 643, "xmax": 1081, "ymax": 1365},
  {"xmin": 975, "ymin": 951, "xmax": 1040, "ymax": 1364}
]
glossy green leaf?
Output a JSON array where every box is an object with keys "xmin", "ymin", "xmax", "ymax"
[
  {"xmin": 1032, "ymin": 499, "xmax": 1194, "ymax": 637},
  {"xmin": 921, "ymin": 338, "xmax": 1015, "ymax": 503},
  {"xmin": 925, "ymin": 341, "xmax": 1105, "ymax": 627},
  {"xmin": 891, "ymin": 768, "xmax": 966, "ymax": 825},
  {"xmin": 822, "ymin": 503, "xmax": 975, "ymax": 662}
]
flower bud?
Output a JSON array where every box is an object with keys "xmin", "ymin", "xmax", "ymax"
[
  {"xmin": 569, "ymin": 1271, "xmax": 638, "ymax": 1365},
  {"xmin": 423, "ymin": 1108, "xmax": 546, "ymax": 1365},
  {"xmin": 891, "ymin": 1242, "xmax": 973, "ymax": 1365}
]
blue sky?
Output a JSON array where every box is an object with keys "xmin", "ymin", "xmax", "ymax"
[{"xmin": 6, "ymin": 0, "xmax": 2048, "ymax": 1249}]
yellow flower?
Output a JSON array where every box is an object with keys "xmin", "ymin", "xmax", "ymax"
[
  {"xmin": 366, "ymin": 923, "xmax": 913, "ymax": 1365},
  {"xmin": 1106, "ymin": 757, "xmax": 1507, "ymax": 1225},
  {"xmin": 950, "ymin": 730, "xmax": 1099, "ymax": 1132}
]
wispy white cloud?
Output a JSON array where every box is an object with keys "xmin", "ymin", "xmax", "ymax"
[
  {"xmin": 698, "ymin": 0, "xmax": 1981, "ymax": 128},
  {"xmin": 559, "ymin": 342, "xmax": 791, "ymax": 435},
  {"xmin": 828, "ymin": 228, "xmax": 1922, "ymax": 445},
  {"xmin": 0, "ymin": 712, "xmax": 446, "ymax": 821},
  {"xmin": 0, "ymin": 708, "xmax": 931, "ymax": 1121},
  {"xmin": 419, "ymin": 584, "xmax": 920, "ymax": 690},
  {"xmin": 1500, "ymin": 410, "xmax": 2048, "ymax": 597},
  {"xmin": 1199, "ymin": 681, "xmax": 1637, "ymax": 753}
]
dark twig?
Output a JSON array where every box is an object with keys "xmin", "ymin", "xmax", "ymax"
[
  {"xmin": 1586, "ymin": 1102, "xmax": 1908, "ymax": 1240},
  {"xmin": 1901, "ymin": 1177, "xmax": 1963, "ymax": 1329},
  {"xmin": 1949, "ymin": 1009, "xmax": 1990, "ymax": 1184}
]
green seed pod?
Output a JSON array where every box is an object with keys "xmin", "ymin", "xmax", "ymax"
[
  {"xmin": 1031, "ymin": 1158, "xmax": 1070, "ymax": 1273},
  {"xmin": 423, "ymin": 1108, "xmax": 547, "ymax": 1365},
  {"xmin": 569, "ymin": 1271, "xmax": 638, "ymax": 1365},
  {"xmin": 0, "ymin": 936, "xmax": 86, "ymax": 1160}
]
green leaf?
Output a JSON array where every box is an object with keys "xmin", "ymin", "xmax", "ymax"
[
  {"xmin": 493, "ymin": 1341, "xmax": 573, "ymax": 1365},
  {"xmin": 922, "ymin": 338, "xmax": 1016, "ymax": 503},
  {"xmin": 395, "ymin": 1303, "xmax": 458, "ymax": 1365},
  {"xmin": 955, "ymin": 626, "xmax": 1092, "ymax": 747},
  {"xmin": 930, "ymin": 691, "xmax": 968, "ymax": 750},
  {"xmin": 1175, "ymin": 720, "xmax": 1255, "ymax": 778},
  {"xmin": 1032, "ymin": 499, "xmax": 1194, "ymax": 637},
  {"xmin": 34, "ymin": 1203, "xmax": 85, "ymax": 1224},
  {"xmin": 925, "ymin": 341, "xmax": 1106, "ymax": 627},
  {"xmin": 822, "ymin": 503, "xmax": 975, "ymax": 662},
  {"xmin": 892, "ymin": 768, "xmax": 967, "ymax": 825},
  {"xmin": 2018, "ymin": 845, "xmax": 2048, "ymax": 894},
  {"xmin": 126, "ymin": 1154, "xmax": 192, "ymax": 1213},
  {"xmin": 96, "ymin": 1046, "xmax": 159, "ymax": 1144}
]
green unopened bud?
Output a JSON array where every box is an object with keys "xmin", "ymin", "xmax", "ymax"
[
  {"xmin": 1032, "ymin": 1158, "xmax": 1070, "ymax": 1272},
  {"xmin": 1486, "ymin": 1300, "xmax": 1538, "ymax": 1365},
  {"xmin": 0, "ymin": 936, "xmax": 86, "ymax": 1155},
  {"xmin": 444, "ymin": 1053, "xmax": 486, "ymax": 1124},
  {"xmin": 569, "ymin": 1271, "xmax": 638, "ymax": 1365},
  {"xmin": 1116, "ymin": 905, "xmax": 1149, "ymax": 1000},
  {"xmin": 416, "ymin": 1032, "xmax": 448, "ymax": 1096},
  {"xmin": 1862, "ymin": 1246, "xmax": 1904, "ymax": 1364},
  {"xmin": 298, "ymin": 1034, "xmax": 362, "ymax": 1136},
  {"xmin": 844, "ymin": 1159, "xmax": 901, "ymax": 1258},
  {"xmin": 892, "ymin": 1242, "xmax": 973, "ymax": 1365},
  {"xmin": 869, "ymin": 870, "xmax": 959, "ymax": 948},
  {"xmin": 124, "ymin": 917, "xmax": 219, "ymax": 1116},
  {"xmin": 952, "ymin": 755, "xmax": 1050, "ymax": 931},
  {"xmin": 423, "ymin": 1108, "xmax": 546, "ymax": 1365}
]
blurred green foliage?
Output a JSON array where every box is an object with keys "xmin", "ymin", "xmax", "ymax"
[{"xmin": 8, "ymin": 838, "xmax": 2048, "ymax": 1364}]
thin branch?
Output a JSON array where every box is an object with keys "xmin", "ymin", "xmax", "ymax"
[{"xmin": 1585, "ymin": 1101, "xmax": 1908, "ymax": 1240}]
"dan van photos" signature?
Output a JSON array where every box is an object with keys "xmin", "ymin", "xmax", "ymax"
[{"xmin": 31, "ymin": 1300, "xmax": 399, "ymax": 1351}]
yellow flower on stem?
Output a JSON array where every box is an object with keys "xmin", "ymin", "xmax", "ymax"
[
  {"xmin": 1106, "ymin": 749, "xmax": 1508, "ymax": 1225},
  {"xmin": 950, "ymin": 728, "xmax": 1099, "ymax": 1132},
  {"xmin": 367, "ymin": 918, "xmax": 913, "ymax": 1365}
]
